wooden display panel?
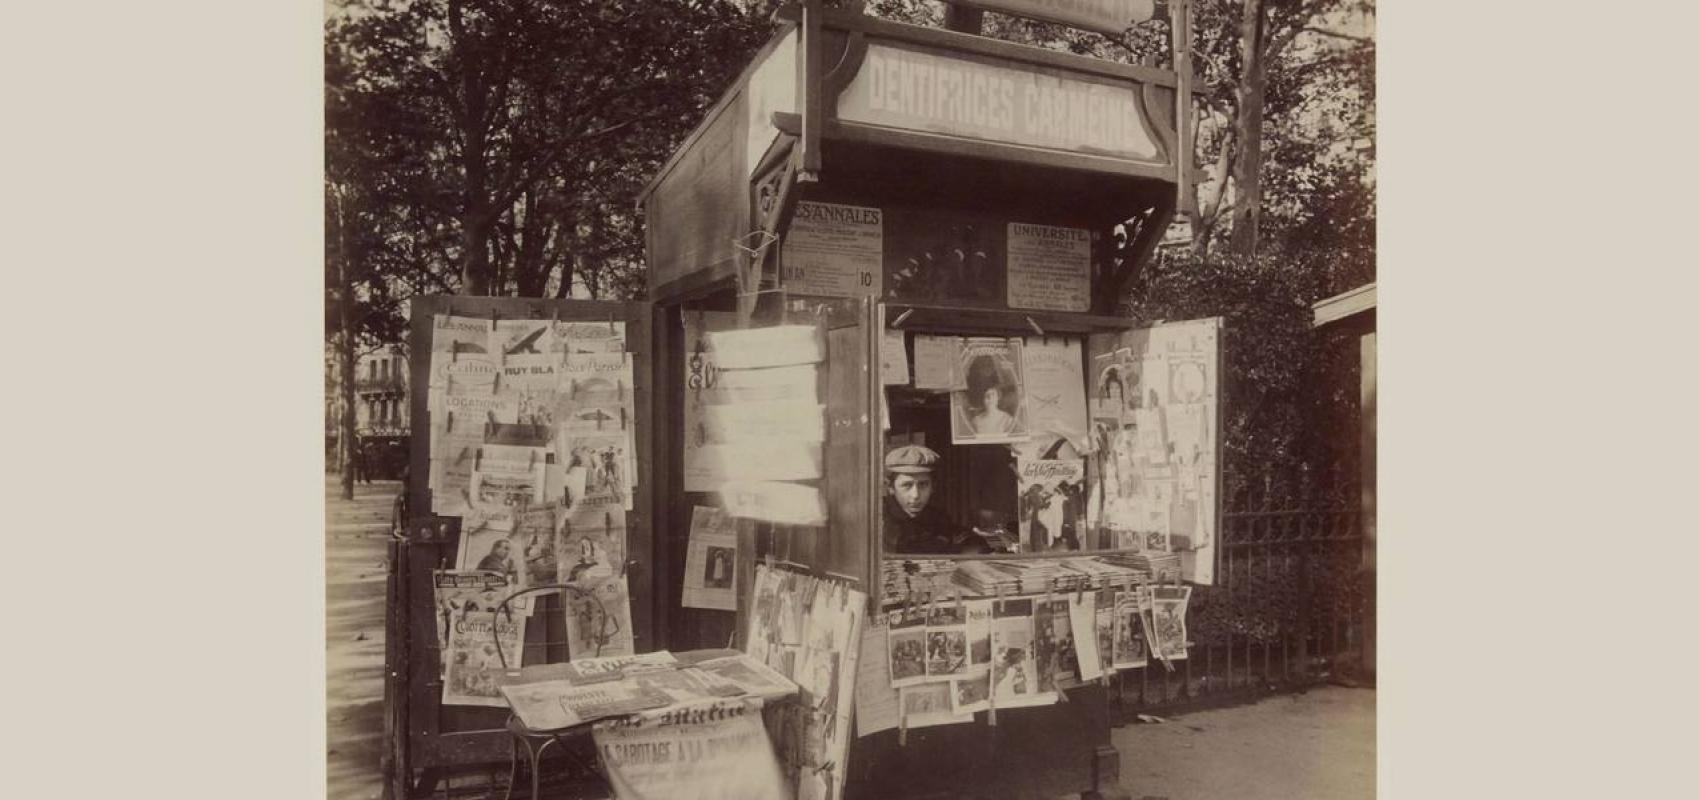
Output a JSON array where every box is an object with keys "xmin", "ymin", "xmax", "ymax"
[{"xmin": 395, "ymin": 295, "xmax": 653, "ymax": 778}]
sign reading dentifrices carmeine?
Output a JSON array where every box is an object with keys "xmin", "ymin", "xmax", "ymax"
[
  {"xmin": 952, "ymin": 1, "xmax": 1157, "ymax": 37},
  {"xmin": 837, "ymin": 42, "xmax": 1162, "ymax": 163}
]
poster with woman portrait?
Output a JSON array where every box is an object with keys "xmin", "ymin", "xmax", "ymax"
[{"xmin": 950, "ymin": 337, "xmax": 1028, "ymax": 444}]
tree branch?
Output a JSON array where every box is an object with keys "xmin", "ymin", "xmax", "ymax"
[{"xmin": 1297, "ymin": 26, "xmax": 1372, "ymax": 45}]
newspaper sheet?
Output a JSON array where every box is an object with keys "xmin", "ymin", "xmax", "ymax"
[
  {"xmin": 594, "ymin": 698, "xmax": 787, "ymax": 800},
  {"xmin": 1068, "ymin": 591, "xmax": 1103, "ymax": 682},
  {"xmin": 557, "ymin": 503, "xmax": 625, "ymax": 587},
  {"xmin": 990, "ymin": 598, "xmax": 1055, "ymax": 708},
  {"xmin": 1151, "ymin": 585, "xmax": 1192, "ymax": 662},
  {"xmin": 899, "ymin": 683, "xmax": 972, "ymax": 729},
  {"xmin": 566, "ymin": 574, "xmax": 635, "ymax": 658},
  {"xmin": 854, "ymin": 620, "xmax": 901, "ymax": 737},
  {"xmin": 551, "ymin": 320, "xmax": 626, "ymax": 354},
  {"xmin": 682, "ymin": 310, "xmax": 738, "ymax": 492},
  {"xmin": 707, "ymin": 325, "xmax": 825, "ymax": 371},
  {"xmin": 911, "ymin": 334, "xmax": 960, "ymax": 391}
]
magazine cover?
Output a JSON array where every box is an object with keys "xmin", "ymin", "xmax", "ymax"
[
  {"xmin": 469, "ymin": 443, "xmax": 547, "ymax": 510},
  {"xmin": 1016, "ymin": 456, "xmax": 1087, "ymax": 552},
  {"xmin": 509, "ymin": 503, "xmax": 558, "ymax": 590},
  {"xmin": 1151, "ymin": 585, "xmax": 1192, "ymax": 662},
  {"xmin": 1032, "ymin": 598, "xmax": 1079, "ymax": 692},
  {"xmin": 442, "ymin": 608, "xmax": 526, "ymax": 708},
  {"xmin": 491, "ymin": 317, "xmax": 552, "ymax": 360},
  {"xmin": 990, "ymin": 598, "xmax": 1053, "ymax": 708},
  {"xmin": 558, "ymin": 430, "xmax": 632, "ymax": 509},
  {"xmin": 456, "ymin": 506, "xmax": 519, "ymax": 579},
  {"xmin": 555, "ymin": 353, "xmax": 633, "ymax": 432},
  {"xmin": 565, "ymin": 574, "xmax": 635, "ymax": 659},
  {"xmin": 433, "ymin": 570, "xmax": 525, "ymax": 678},
  {"xmin": 923, "ymin": 603, "xmax": 970, "ymax": 680},
  {"xmin": 428, "ymin": 422, "xmax": 484, "ymax": 517},
  {"xmin": 681, "ymin": 505, "xmax": 738, "ymax": 611},
  {"xmin": 500, "ymin": 352, "xmax": 559, "ymax": 428},
  {"xmin": 1019, "ymin": 337, "xmax": 1089, "ymax": 448},
  {"xmin": 899, "ymin": 682, "xmax": 972, "ymax": 729},
  {"xmin": 950, "ymin": 672, "xmax": 991, "ymax": 715},
  {"xmin": 1095, "ymin": 591, "xmax": 1117, "ymax": 677},
  {"xmin": 551, "ymin": 320, "xmax": 626, "ymax": 354},
  {"xmin": 950, "ymin": 336, "xmax": 1028, "ymax": 444},
  {"xmin": 557, "ymin": 503, "xmax": 625, "ymax": 587},
  {"xmin": 1068, "ymin": 591, "xmax": 1103, "ymax": 682},
  {"xmin": 885, "ymin": 605, "xmax": 929, "ymax": 688},
  {"xmin": 1111, "ymin": 589, "xmax": 1148, "ymax": 669},
  {"xmin": 963, "ymin": 599, "xmax": 993, "ymax": 675}
]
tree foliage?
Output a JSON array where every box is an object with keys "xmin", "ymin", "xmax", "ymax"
[{"xmin": 326, "ymin": 0, "xmax": 772, "ymax": 300}]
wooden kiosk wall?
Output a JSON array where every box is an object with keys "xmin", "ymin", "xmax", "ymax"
[{"xmin": 389, "ymin": 296, "xmax": 655, "ymax": 795}]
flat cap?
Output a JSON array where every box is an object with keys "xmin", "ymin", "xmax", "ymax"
[{"xmin": 884, "ymin": 444, "xmax": 940, "ymax": 474}]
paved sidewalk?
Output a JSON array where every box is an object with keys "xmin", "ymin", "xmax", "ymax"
[
  {"xmin": 327, "ymin": 476, "xmax": 401, "ymax": 800},
  {"xmin": 1113, "ymin": 686, "xmax": 1376, "ymax": 800}
]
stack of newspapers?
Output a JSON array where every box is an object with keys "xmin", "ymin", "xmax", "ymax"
[{"xmin": 497, "ymin": 650, "xmax": 797, "ymax": 732}]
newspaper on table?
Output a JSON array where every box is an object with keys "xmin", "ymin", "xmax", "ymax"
[
  {"xmin": 501, "ymin": 678, "xmax": 672, "ymax": 731},
  {"xmin": 555, "ymin": 651, "xmax": 681, "ymax": 684},
  {"xmin": 593, "ymin": 697, "xmax": 788, "ymax": 800},
  {"xmin": 443, "ymin": 607, "xmax": 526, "ymax": 708},
  {"xmin": 693, "ymin": 653, "xmax": 800, "ymax": 702},
  {"xmin": 682, "ymin": 505, "xmax": 739, "ymax": 611}
]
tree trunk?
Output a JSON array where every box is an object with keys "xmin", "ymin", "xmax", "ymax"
[
  {"xmin": 1228, "ymin": 0, "xmax": 1267, "ymax": 256},
  {"xmin": 461, "ymin": 214, "xmax": 492, "ymax": 295},
  {"xmin": 333, "ymin": 190, "xmax": 358, "ymax": 501}
]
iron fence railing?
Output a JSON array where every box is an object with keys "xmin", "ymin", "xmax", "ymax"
[{"xmin": 1108, "ymin": 506, "xmax": 1370, "ymax": 718}]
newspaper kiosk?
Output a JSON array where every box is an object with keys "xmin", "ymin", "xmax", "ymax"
[{"xmin": 639, "ymin": 4, "xmax": 1212, "ymax": 798}]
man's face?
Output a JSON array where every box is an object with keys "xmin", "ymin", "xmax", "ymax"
[
  {"xmin": 492, "ymin": 540, "xmax": 510, "ymax": 558},
  {"xmin": 890, "ymin": 473, "xmax": 934, "ymax": 517}
]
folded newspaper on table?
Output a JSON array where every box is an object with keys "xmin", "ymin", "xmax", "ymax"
[{"xmin": 498, "ymin": 651, "xmax": 798, "ymax": 731}]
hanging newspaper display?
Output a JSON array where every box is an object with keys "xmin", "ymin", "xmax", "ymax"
[{"xmin": 1087, "ymin": 318, "xmax": 1222, "ymax": 584}]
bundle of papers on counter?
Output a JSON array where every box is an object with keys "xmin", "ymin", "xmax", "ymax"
[{"xmin": 497, "ymin": 649, "xmax": 798, "ymax": 732}]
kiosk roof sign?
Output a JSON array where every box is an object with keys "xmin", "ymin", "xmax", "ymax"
[
  {"xmin": 951, "ymin": 0, "xmax": 1156, "ymax": 36},
  {"xmin": 837, "ymin": 42, "xmax": 1162, "ymax": 164}
]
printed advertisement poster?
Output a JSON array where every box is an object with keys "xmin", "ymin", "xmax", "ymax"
[
  {"xmin": 780, "ymin": 201, "xmax": 883, "ymax": 299},
  {"xmin": 594, "ymin": 699, "xmax": 788, "ymax": 800},
  {"xmin": 1017, "ymin": 457, "xmax": 1088, "ymax": 552},
  {"xmin": 566, "ymin": 575, "xmax": 635, "ymax": 659},
  {"xmin": 442, "ymin": 610, "xmax": 526, "ymax": 707},
  {"xmin": 682, "ymin": 505, "xmax": 738, "ymax": 611},
  {"xmin": 950, "ymin": 337, "xmax": 1028, "ymax": 444},
  {"xmin": 1020, "ymin": 337, "xmax": 1089, "ymax": 447},
  {"xmin": 1007, "ymin": 222, "xmax": 1090, "ymax": 312},
  {"xmin": 433, "ymin": 571, "xmax": 524, "ymax": 678},
  {"xmin": 557, "ymin": 503, "xmax": 626, "ymax": 587}
]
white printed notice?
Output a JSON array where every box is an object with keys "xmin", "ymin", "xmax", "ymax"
[
  {"xmin": 781, "ymin": 201, "xmax": 883, "ymax": 298},
  {"xmin": 1007, "ymin": 222, "xmax": 1091, "ymax": 312}
]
